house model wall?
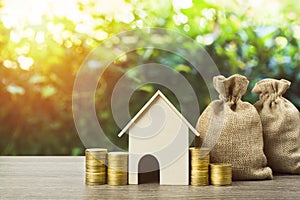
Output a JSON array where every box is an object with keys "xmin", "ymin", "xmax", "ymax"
[{"xmin": 118, "ymin": 90, "xmax": 200, "ymax": 185}]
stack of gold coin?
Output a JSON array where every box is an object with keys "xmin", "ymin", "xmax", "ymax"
[
  {"xmin": 189, "ymin": 147, "xmax": 210, "ymax": 186},
  {"xmin": 210, "ymin": 163, "xmax": 232, "ymax": 186},
  {"xmin": 85, "ymin": 148, "xmax": 107, "ymax": 186},
  {"xmin": 107, "ymin": 152, "xmax": 128, "ymax": 186}
]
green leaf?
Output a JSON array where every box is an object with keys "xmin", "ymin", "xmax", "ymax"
[
  {"xmin": 175, "ymin": 64, "xmax": 192, "ymax": 73},
  {"xmin": 6, "ymin": 85, "xmax": 25, "ymax": 95},
  {"xmin": 41, "ymin": 86, "xmax": 57, "ymax": 98},
  {"xmin": 71, "ymin": 147, "xmax": 83, "ymax": 156},
  {"xmin": 138, "ymin": 85, "xmax": 154, "ymax": 93},
  {"xmin": 29, "ymin": 74, "xmax": 47, "ymax": 84}
]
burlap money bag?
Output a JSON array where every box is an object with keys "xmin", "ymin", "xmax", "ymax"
[
  {"xmin": 195, "ymin": 74, "xmax": 273, "ymax": 180},
  {"xmin": 252, "ymin": 78, "xmax": 300, "ymax": 174}
]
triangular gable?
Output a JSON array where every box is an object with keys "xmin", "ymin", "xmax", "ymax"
[{"xmin": 118, "ymin": 90, "xmax": 200, "ymax": 137}]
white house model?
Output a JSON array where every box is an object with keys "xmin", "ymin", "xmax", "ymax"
[{"xmin": 118, "ymin": 90, "xmax": 200, "ymax": 185}]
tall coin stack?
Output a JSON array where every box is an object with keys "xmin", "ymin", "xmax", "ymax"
[
  {"xmin": 85, "ymin": 148, "xmax": 107, "ymax": 186},
  {"xmin": 210, "ymin": 163, "xmax": 232, "ymax": 186},
  {"xmin": 107, "ymin": 152, "xmax": 128, "ymax": 186},
  {"xmin": 189, "ymin": 147, "xmax": 210, "ymax": 186}
]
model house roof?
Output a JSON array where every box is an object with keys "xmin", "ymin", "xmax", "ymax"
[{"xmin": 118, "ymin": 90, "xmax": 200, "ymax": 137}]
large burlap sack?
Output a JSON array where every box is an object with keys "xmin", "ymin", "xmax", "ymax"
[
  {"xmin": 252, "ymin": 78, "xmax": 300, "ymax": 174},
  {"xmin": 195, "ymin": 74, "xmax": 273, "ymax": 180}
]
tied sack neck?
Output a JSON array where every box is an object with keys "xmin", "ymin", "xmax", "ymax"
[
  {"xmin": 252, "ymin": 79, "xmax": 291, "ymax": 103},
  {"xmin": 213, "ymin": 74, "xmax": 249, "ymax": 109}
]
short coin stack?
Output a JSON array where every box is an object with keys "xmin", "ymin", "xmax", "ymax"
[
  {"xmin": 85, "ymin": 148, "xmax": 107, "ymax": 186},
  {"xmin": 210, "ymin": 163, "xmax": 232, "ymax": 186},
  {"xmin": 189, "ymin": 147, "xmax": 210, "ymax": 186},
  {"xmin": 107, "ymin": 152, "xmax": 128, "ymax": 186}
]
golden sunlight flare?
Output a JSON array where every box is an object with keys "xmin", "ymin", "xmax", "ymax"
[{"xmin": 0, "ymin": 0, "xmax": 136, "ymax": 71}]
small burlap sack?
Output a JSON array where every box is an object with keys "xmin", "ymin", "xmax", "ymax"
[
  {"xmin": 195, "ymin": 74, "xmax": 273, "ymax": 180},
  {"xmin": 252, "ymin": 78, "xmax": 300, "ymax": 174}
]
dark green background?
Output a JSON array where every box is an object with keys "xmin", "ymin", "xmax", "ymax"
[{"xmin": 1, "ymin": 0, "xmax": 300, "ymax": 155}]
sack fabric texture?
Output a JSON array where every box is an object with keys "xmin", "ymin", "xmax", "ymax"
[
  {"xmin": 252, "ymin": 78, "xmax": 300, "ymax": 174},
  {"xmin": 195, "ymin": 74, "xmax": 273, "ymax": 180}
]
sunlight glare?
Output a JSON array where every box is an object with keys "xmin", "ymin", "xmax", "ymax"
[
  {"xmin": 1, "ymin": 0, "xmax": 136, "ymax": 46},
  {"xmin": 17, "ymin": 56, "xmax": 34, "ymax": 71},
  {"xmin": 35, "ymin": 32, "xmax": 45, "ymax": 44},
  {"xmin": 3, "ymin": 60, "xmax": 18, "ymax": 69},
  {"xmin": 172, "ymin": 0, "xmax": 193, "ymax": 10}
]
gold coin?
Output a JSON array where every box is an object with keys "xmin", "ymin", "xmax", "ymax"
[
  {"xmin": 86, "ymin": 180, "xmax": 106, "ymax": 183},
  {"xmin": 107, "ymin": 152, "xmax": 128, "ymax": 179},
  {"xmin": 86, "ymin": 165, "xmax": 106, "ymax": 169},
  {"xmin": 191, "ymin": 163, "xmax": 209, "ymax": 167},
  {"xmin": 190, "ymin": 181, "xmax": 209, "ymax": 186},
  {"xmin": 85, "ymin": 149, "xmax": 107, "ymax": 162},
  {"xmin": 108, "ymin": 167, "xmax": 127, "ymax": 171},
  {"xmin": 108, "ymin": 157, "xmax": 128, "ymax": 160},
  {"xmin": 86, "ymin": 181, "xmax": 105, "ymax": 186},
  {"xmin": 107, "ymin": 181, "xmax": 127, "ymax": 185},
  {"xmin": 86, "ymin": 175, "xmax": 106, "ymax": 179},
  {"xmin": 107, "ymin": 179, "xmax": 127, "ymax": 182},
  {"xmin": 107, "ymin": 160, "xmax": 126, "ymax": 162},
  {"xmin": 210, "ymin": 163, "xmax": 232, "ymax": 186},
  {"xmin": 86, "ymin": 177, "xmax": 106, "ymax": 182},
  {"xmin": 86, "ymin": 169, "xmax": 106, "ymax": 174},
  {"xmin": 86, "ymin": 171, "xmax": 106, "ymax": 175},
  {"xmin": 86, "ymin": 159, "xmax": 106, "ymax": 163},
  {"xmin": 191, "ymin": 157, "xmax": 210, "ymax": 161},
  {"xmin": 191, "ymin": 167, "xmax": 209, "ymax": 170},
  {"xmin": 189, "ymin": 147, "xmax": 210, "ymax": 186},
  {"xmin": 86, "ymin": 152, "xmax": 107, "ymax": 157},
  {"xmin": 107, "ymin": 182, "xmax": 127, "ymax": 186},
  {"xmin": 210, "ymin": 163, "xmax": 232, "ymax": 167},
  {"xmin": 191, "ymin": 173, "xmax": 209, "ymax": 176},
  {"xmin": 107, "ymin": 163, "xmax": 127, "ymax": 167},
  {"xmin": 86, "ymin": 174, "xmax": 106, "ymax": 178},
  {"xmin": 191, "ymin": 169, "xmax": 209, "ymax": 173},
  {"xmin": 107, "ymin": 170, "xmax": 127, "ymax": 174},
  {"xmin": 85, "ymin": 148, "xmax": 107, "ymax": 153},
  {"xmin": 107, "ymin": 173, "xmax": 127, "ymax": 177},
  {"xmin": 85, "ymin": 153, "xmax": 107, "ymax": 157},
  {"xmin": 108, "ymin": 152, "xmax": 128, "ymax": 155},
  {"xmin": 107, "ymin": 174, "xmax": 127, "ymax": 178},
  {"xmin": 86, "ymin": 167, "xmax": 106, "ymax": 172},
  {"xmin": 85, "ymin": 155, "xmax": 107, "ymax": 159},
  {"xmin": 189, "ymin": 147, "xmax": 210, "ymax": 155},
  {"xmin": 191, "ymin": 174, "xmax": 209, "ymax": 177},
  {"xmin": 108, "ymin": 152, "xmax": 128, "ymax": 158},
  {"xmin": 85, "ymin": 160, "xmax": 106, "ymax": 167}
]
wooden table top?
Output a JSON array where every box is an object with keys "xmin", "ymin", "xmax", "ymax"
[{"xmin": 0, "ymin": 156, "xmax": 299, "ymax": 199}]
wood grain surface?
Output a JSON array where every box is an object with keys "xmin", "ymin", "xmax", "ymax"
[{"xmin": 0, "ymin": 157, "xmax": 299, "ymax": 199}]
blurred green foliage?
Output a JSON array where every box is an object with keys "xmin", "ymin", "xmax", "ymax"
[{"xmin": 1, "ymin": 0, "xmax": 300, "ymax": 155}]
